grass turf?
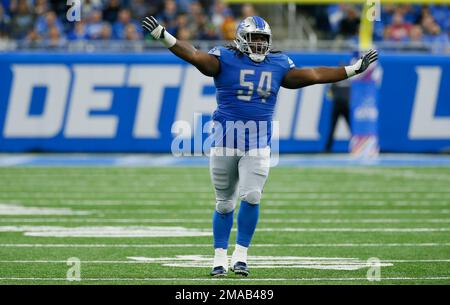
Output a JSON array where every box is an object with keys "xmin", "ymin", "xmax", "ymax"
[{"xmin": 0, "ymin": 166, "xmax": 449, "ymax": 285}]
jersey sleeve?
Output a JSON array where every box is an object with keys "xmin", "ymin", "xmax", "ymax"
[
  {"xmin": 287, "ymin": 56, "xmax": 295, "ymax": 69},
  {"xmin": 208, "ymin": 46, "xmax": 222, "ymax": 57}
]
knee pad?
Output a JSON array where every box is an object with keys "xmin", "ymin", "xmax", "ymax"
[
  {"xmin": 216, "ymin": 200, "xmax": 235, "ymax": 214},
  {"xmin": 240, "ymin": 190, "xmax": 261, "ymax": 205}
]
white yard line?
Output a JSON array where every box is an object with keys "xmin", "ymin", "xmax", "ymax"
[
  {"xmin": 0, "ymin": 203, "xmax": 90, "ymax": 216},
  {"xmin": 0, "ymin": 156, "xmax": 34, "ymax": 167},
  {"xmin": 1, "ymin": 243, "xmax": 449, "ymax": 248},
  {"xmin": 88, "ymin": 209, "xmax": 450, "ymax": 215},
  {"xmin": 1, "ymin": 188, "xmax": 447, "ymax": 194},
  {"xmin": 0, "ymin": 225, "xmax": 449, "ymax": 237},
  {"xmin": 0, "ymin": 218, "xmax": 449, "ymax": 224},
  {"xmin": 254, "ymin": 228, "xmax": 450, "ymax": 232},
  {"xmin": 332, "ymin": 168, "xmax": 450, "ymax": 182},
  {"xmin": 0, "ymin": 259, "xmax": 449, "ymax": 264},
  {"xmin": 0, "ymin": 226, "xmax": 212, "ymax": 238},
  {"xmin": 2, "ymin": 200, "xmax": 450, "ymax": 208},
  {"xmin": 1, "ymin": 225, "xmax": 449, "ymax": 235},
  {"xmin": 6, "ymin": 198, "xmax": 449, "ymax": 205},
  {"xmin": 1, "ymin": 190, "xmax": 448, "ymax": 194},
  {"xmin": 0, "ymin": 277, "xmax": 449, "ymax": 282}
]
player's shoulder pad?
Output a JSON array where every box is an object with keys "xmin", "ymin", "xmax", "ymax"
[
  {"xmin": 268, "ymin": 52, "xmax": 296, "ymax": 69},
  {"xmin": 287, "ymin": 55, "xmax": 295, "ymax": 69},
  {"xmin": 208, "ymin": 46, "xmax": 225, "ymax": 57}
]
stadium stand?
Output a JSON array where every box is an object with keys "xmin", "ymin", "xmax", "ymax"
[{"xmin": 0, "ymin": 0, "xmax": 448, "ymax": 53}]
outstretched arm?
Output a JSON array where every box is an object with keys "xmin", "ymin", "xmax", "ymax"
[
  {"xmin": 282, "ymin": 49, "xmax": 378, "ymax": 89},
  {"xmin": 142, "ymin": 16, "xmax": 220, "ymax": 77}
]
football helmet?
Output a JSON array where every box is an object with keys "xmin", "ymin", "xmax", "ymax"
[{"xmin": 235, "ymin": 16, "xmax": 272, "ymax": 63}]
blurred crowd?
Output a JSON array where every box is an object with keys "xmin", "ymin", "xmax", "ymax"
[
  {"xmin": 311, "ymin": 4, "xmax": 449, "ymax": 51},
  {"xmin": 0, "ymin": 0, "xmax": 448, "ymax": 51},
  {"xmin": 0, "ymin": 0, "xmax": 243, "ymax": 47}
]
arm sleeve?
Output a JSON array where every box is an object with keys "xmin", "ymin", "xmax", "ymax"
[
  {"xmin": 208, "ymin": 46, "xmax": 222, "ymax": 57},
  {"xmin": 287, "ymin": 56, "xmax": 295, "ymax": 69}
]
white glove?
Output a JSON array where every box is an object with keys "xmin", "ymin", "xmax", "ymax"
[
  {"xmin": 345, "ymin": 49, "xmax": 378, "ymax": 77},
  {"xmin": 142, "ymin": 16, "xmax": 176, "ymax": 48}
]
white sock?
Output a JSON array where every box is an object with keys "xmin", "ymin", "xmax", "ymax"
[
  {"xmin": 213, "ymin": 248, "xmax": 228, "ymax": 270},
  {"xmin": 232, "ymin": 244, "xmax": 248, "ymax": 264}
]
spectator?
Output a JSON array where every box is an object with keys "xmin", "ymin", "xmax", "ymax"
[
  {"xmin": 82, "ymin": 0, "xmax": 103, "ymax": 19},
  {"xmin": 45, "ymin": 24, "xmax": 65, "ymax": 48},
  {"xmin": 35, "ymin": 10, "xmax": 63, "ymax": 39},
  {"xmin": 199, "ymin": 22, "xmax": 220, "ymax": 40},
  {"xmin": 185, "ymin": 1, "xmax": 204, "ymax": 35},
  {"xmin": 1, "ymin": 0, "xmax": 10, "ymax": 15},
  {"xmin": 48, "ymin": 0, "xmax": 67, "ymax": 19},
  {"xmin": 67, "ymin": 20, "xmax": 88, "ymax": 41},
  {"xmin": 191, "ymin": 11, "xmax": 208, "ymax": 40},
  {"xmin": 338, "ymin": 6, "xmax": 360, "ymax": 39},
  {"xmin": 241, "ymin": 4, "xmax": 256, "ymax": 19},
  {"xmin": 177, "ymin": 0, "xmax": 192, "ymax": 13},
  {"xmin": 396, "ymin": 4, "xmax": 416, "ymax": 24},
  {"xmin": 113, "ymin": 8, "xmax": 140, "ymax": 40},
  {"xmin": 99, "ymin": 23, "xmax": 113, "ymax": 40},
  {"xmin": 211, "ymin": 0, "xmax": 232, "ymax": 29},
  {"xmin": 384, "ymin": 12, "xmax": 412, "ymax": 41},
  {"xmin": 429, "ymin": 5, "xmax": 449, "ymax": 32},
  {"xmin": 33, "ymin": 0, "xmax": 49, "ymax": 16},
  {"xmin": 124, "ymin": 23, "xmax": 139, "ymax": 40},
  {"xmin": 422, "ymin": 14, "xmax": 441, "ymax": 39},
  {"xmin": 409, "ymin": 25, "xmax": 424, "ymax": 43},
  {"xmin": 130, "ymin": 0, "xmax": 150, "ymax": 21},
  {"xmin": 422, "ymin": 14, "xmax": 449, "ymax": 52},
  {"xmin": 189, "ymin": 0, "xmax": 204, "ymax": 18},
  {"xmin": 312, "ymin": 5, "xmax": 332, "ymax": 37},
  {"xmin": 177, "ymin": 27, "xmax": 191, "ymax": 40},
  {"xmin": 24, "ymin": 28, "xmax": 42, "ymax": 47},
  {"xmin": 8, "ymin": 0, "xmax": 18, "ymax": 13},
  {"xmin": 103, "ymin": 0, "xmax": 121, "ymax": 24},
  {"xmin": 0, "ymin": 1, "xmax": 447, "ymax": 54},
  {"xmin": 373, "ymin": 19, "xmax": 385, "ymax": 42},
  {"xmin": 85, "ymin": 9, "xmax": 104, "ymax": 40},
  {"xmin": 407, "ymin": 25, "xmax": 428, "ymax": 51},
  {"xmin": 174, "ymin": 13, "xmax": 191, "ymax": 37},
  {"xmin": 10, "ymin": 0, "xmax": 35, "ymax": 39},
  {"xmin": 328, "ymin": 4, "xmax": 344, "ymax": 35},
  {"xmin": 221, "ymin": 15, "xmax": 236, "ymax": 41},
  {"xmin": 158, "ymin": 0, "xmax": 178, "ymax": 34},
  {"xmin": 0, "ymin": 3, "xmax": 11, "ymax": 38},
  {"xmin": 415, "ymin": 5, "xmax": 432, "ymax": 25}
]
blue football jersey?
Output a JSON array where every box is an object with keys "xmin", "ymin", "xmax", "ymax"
[{"xmin": 208, "ymin": 46, "xmax": 295, "ymax": 150}]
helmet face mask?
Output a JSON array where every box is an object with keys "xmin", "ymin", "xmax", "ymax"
[{"xmin": 235, "ymin": 16, "xmax": 272, "ymax": 63}]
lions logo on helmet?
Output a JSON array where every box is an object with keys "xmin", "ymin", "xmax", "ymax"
[{"xmin": 234, "ymin": 16, "xmax": 272, "ymax": 63}]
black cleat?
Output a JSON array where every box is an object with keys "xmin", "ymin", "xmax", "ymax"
[
  {"xmin": 210, "ymin": 266, "xmax": 227, "ymax": 277},
  {"xmin": 231, "ymin": 261, "xmax": 249, "ymax": 277}
]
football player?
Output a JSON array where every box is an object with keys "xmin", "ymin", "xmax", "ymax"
[{"xmin": 142, "ymin": 15, "xmax": 378, "ymax": 277}]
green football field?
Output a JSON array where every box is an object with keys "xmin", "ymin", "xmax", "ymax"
[{"xmin": 0, "ymin": 166, "xmax": 449, "ymax": 285}]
